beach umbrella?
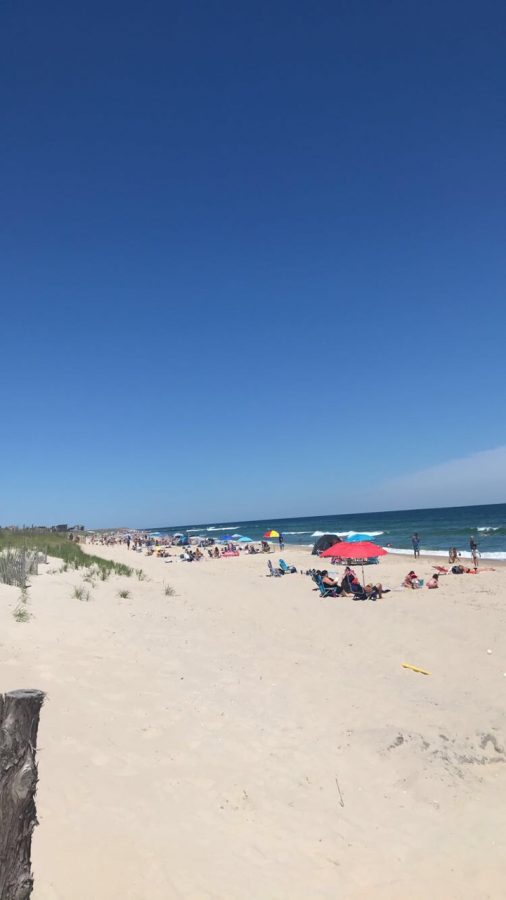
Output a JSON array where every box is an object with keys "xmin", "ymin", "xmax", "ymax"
[
  {"xmin": 264, "ymin": 530, "xmax": 280, "ymax": 538},
  {"xmin": 238, "ymin": 536, "xmax": 253, "ymax": 542},
  {"xmin": 347, "ymin": 533, "xmax": 375, "ymax": 542},
  {"xmin": 320, "ymin": 540, "xmax": 388, "ymax": 584},
  {"xmin": 220, "ymin": 534, "xmax": 234, "ymax": 542}
]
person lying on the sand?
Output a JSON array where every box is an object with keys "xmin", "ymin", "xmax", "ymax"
[
  {"xmin": 426, "ymin": 574, "xmax": 440, "ymax": 588},
  {"xmin": 364, "ymin": 582, "xmax": 390, "ymax": 599}
]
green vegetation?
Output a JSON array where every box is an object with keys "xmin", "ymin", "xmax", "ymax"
[
  {"xmin": 164, "ymin": 584, "xmax": 176, "ymax": 596},
  {"xmin": 135, "ymin": 568, "xmax": 148, "ymax": 581},
  {"xmin": 72, "ymin": 585, "xmax": 91, "ymax": 601},
  {"xmin": 13, "ymin": 585, "xmax": 31, "ymax": 622},
  {"xmin": 118, "ymin": 589, "xmax": 130, "ymax": 599},
  {"xmin": 13, "ymin": 606, "xmax": 31, "ymax": 623},
  {"xmin": 0, "ymin": 530, "xmax": 133, "ymax": 580}
]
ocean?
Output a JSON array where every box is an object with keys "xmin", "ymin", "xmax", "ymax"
[{"xmin": 147, "ymin": 502, "xmax": 506, "ymax": 561}]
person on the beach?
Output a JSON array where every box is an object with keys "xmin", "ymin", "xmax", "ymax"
[
  {"xmin": 426, "ymin": 574, "xmax": 440, "ymax": 588},
  {"xmin": 126, "ymin": 534, "xmax": 131, "ymax": 550},
  {"xmin": 341, "ymin": 566, "xmax": 357, "ymax": 594},
  {"xmin": 448, "ymin": 547, "xmax": 457, "ymax": 564},
  {"xmin": 403, "ymin": 571, "xmax": 421, "ymax": 589},
  {"xmin": 411, "ymin": 533, "xmax": 420, "ymax": 558},
  {"xmin": 364, "ymin": 582, "xmax": 389, "ymax": 600},
  {"xmin": 470, "ymin": 536, "xmax": 478, "ymax": 569},
  {"xmin": 349, "ymin": 576, "xmax": 368, "ymax": 600},
  {"xmin": 278, "ymin": 533, "xmax": 285, "ymax": 551},
  {"xmin": 321, "ymin": 571, "xmax": 342, "ymax": 595}
]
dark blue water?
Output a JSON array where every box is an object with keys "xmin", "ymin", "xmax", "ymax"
[{"xmin": 146, "ymin": 503, "xmax": 506, "ymax": 560}]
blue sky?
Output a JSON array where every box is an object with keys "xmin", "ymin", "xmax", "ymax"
[{"xmin": 1, "ymin": 0, "xmax": 505, "ymax": 526}]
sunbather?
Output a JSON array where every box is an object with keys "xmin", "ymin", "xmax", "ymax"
[
  {"xmin": 364, "ymin": 582, "xmax": 389, "ymax": 600},
  {"xmin": 426, "ymin": 574, "xmax": 440, "ymax": 588},
  {"xmin": 321, "ymin": 571, "xmax": 343, "ymax": 595}
]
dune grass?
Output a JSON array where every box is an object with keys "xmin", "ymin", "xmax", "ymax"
[
  {"xmin": 0, "ymin": 530, "xmax": 133, "ymax": 581},
  {"xmin": 72, "ymin": 585, "xmax": 91, "ymax": 601}
]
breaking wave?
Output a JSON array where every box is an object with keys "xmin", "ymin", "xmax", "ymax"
[
  {"xmin": 386, "ymin": 547, "xmax": 506, "ymax": 561},
  {"xmin": 311, "ymin": 530, "xmax": 384, "ymax": 538}
]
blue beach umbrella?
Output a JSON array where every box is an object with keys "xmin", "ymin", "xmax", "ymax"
[
  {"xmin": 238, "ymin": 536, "xmax": 253, "ymax": 542},
  {"xmin": 220, "ymin": 534, "xmax": 234, "ymax": 542},
  {"xmin": 347, "ymin": 533, "xmax": 374, "ymax": 542}
]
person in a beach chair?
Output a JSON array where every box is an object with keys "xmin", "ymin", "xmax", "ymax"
[
  {"xmin": 349, "ymin": 576, "xmax": 368, "ymax": 600},
  {"xmin": 341, "ymin": 566, "xmax": 357, "ymax": 594},
  {"xmin": 320, "ymin": 571, "xmax": 343, "ymax": 595}
]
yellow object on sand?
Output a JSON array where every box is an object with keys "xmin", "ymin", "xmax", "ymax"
[{"xmin": 402, "ymin": 663, "xmax": 431, "ymax": 676}]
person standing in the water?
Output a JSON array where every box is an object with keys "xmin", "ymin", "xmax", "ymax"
[{"xmin": 411, "ymin": 533, "xmax": 420, "ymax": 558}]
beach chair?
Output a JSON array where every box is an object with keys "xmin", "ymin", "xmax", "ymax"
[
  {"xmin": 315, "ymin": 575, "xmax": 338, "ymax": 598},
  {"xmin": 279, "ymin": 559, "xmax": 297, "ymax": 574},
  {"xmin": 267, "ymin": 560, "xmax": 282, "ymax": 577},
  {"xmin": 350, "ymin": 581, "xmax": 367, "ymax": 600}
]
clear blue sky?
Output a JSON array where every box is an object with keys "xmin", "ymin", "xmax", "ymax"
[{"xmin": 1, "ymin": 0, "xmax": 505, "ymax": 526}]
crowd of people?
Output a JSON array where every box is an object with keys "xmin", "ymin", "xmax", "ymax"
[{"xmin": 309, "ymin": 566, "xmax": 390, "ymax": 601}]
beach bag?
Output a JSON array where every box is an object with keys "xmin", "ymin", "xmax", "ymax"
[{"xmin": 451, "ymin": 565, "xmax": 464, "ymax": 574}]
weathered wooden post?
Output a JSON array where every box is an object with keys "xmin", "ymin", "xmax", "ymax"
[{"xmin": 0, "ymin": 690, "xmax": 45, "ymax": 900}]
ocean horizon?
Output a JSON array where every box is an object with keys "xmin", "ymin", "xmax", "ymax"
[{"xmin": 145, "ymin": 501, "xmax": 506, "ymax": 561}]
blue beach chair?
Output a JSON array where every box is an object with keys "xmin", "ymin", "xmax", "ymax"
[
  {"xmin": 279, "ymin": 559, "xmax": 297, "ymax": 574},
  {"xmin": 315, "ymin": 575, "xmax": 339, "ymax": 598}
]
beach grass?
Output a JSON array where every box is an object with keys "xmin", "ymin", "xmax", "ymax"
[
  {"xmin": 0, "ymin": 531, "xmax": 133, "ymax": 579},
  {"xmin": 118, "ymin": 589, "xmax": 130, "ymax": 599},
  {"xmin": 72, "ymin": 585, "xmax": 91, "ymax": 602},
  {"xmin": 13, "ymin": 605, "xmax": 31, "ymax": 622}
]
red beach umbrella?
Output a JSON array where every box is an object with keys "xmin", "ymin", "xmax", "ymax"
[{"xmin": 320, "ymin": 540, "xmax": 388, "ymax": 583}]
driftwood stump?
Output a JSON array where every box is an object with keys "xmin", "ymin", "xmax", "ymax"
[{"xmin": 0, "ymin": 690, "xmax": 45, "ymax": 900}]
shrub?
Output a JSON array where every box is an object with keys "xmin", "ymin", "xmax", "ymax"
[{"xmin": 73, "ymin": 585, "xmax": 91, "ymax": 601}]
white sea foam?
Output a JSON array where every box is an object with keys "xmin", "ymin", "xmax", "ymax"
[
  {"xmin": 477, "ymin": 526, "xmax": 500, "ymax": 532},
  {"xmin": 283, "ymin": 531, "xmax": 313, "ymax": 535},
  {"xmin": 206, "ymin": 526, "xmax": 239, "ymax": 532},
  {"xmin": 312, "ymin": 529, "xmax": 384, "ymax": 538},
  {"xmin": 385, "ymin": 547, "xmax": 506, "ymax": 561}
]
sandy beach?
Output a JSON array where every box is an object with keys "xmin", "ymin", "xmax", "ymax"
[{"xmin": 1, "ymin": 542, "xmax": 505, "ymax": 899}]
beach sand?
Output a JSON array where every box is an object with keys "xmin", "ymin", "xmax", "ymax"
[{"xmin": 1, "ymin": 543, "xmax": 505, "ymax": 899}]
